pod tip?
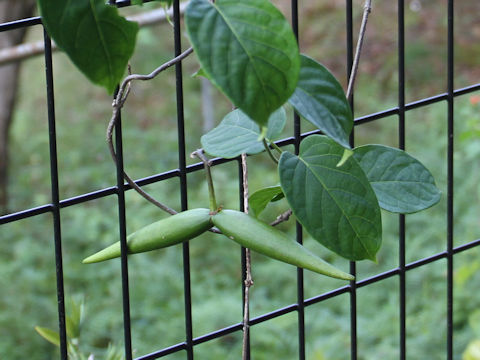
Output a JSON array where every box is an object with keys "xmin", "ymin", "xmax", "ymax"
[
  {"xmin": 82, "ymin": 255, "xmax": 101, "ymax": 264},
  {"xmin": 82, "ymin": 242, "xmax": 121, "ymax": 264}
]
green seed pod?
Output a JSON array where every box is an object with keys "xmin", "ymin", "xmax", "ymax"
[
  {"xmin": 83, "ymin": 208, "xmax": 213, "ymax": 264},
  {"xmin": 212, "ymin": 209, "xmax": 354, "ymax": 281}
]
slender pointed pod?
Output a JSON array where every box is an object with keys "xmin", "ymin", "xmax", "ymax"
[
  {"xmin": 83, "ymin": 209, "xmax": 213, "ymax": 264},
  {"xmin": 212, "ymin": 209, "xmax": 354, "ymax": 281}
]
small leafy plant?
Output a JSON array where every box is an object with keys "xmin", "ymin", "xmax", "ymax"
[
  {"xmin": 35, "ymin": 298, "xmax": 125, "ymax": 360},
  {"xmin": 36, "ymin": 0, "xmax": 441, "ymax": 355}
]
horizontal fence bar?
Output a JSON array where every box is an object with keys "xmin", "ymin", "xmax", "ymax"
[
  {"xmin": 129, "ymin": 238, "xmax": 480, "ymax": 359},
  {"xmin": 2, "ymin": 82, "xmax": 479, "ymax": 226},
  {"xmin": 116, "ymin": 0, "xmax": 162, "ymax": 7},
  {"xmin": 0, "ymin": 1, "xmax": 164, "ymax": 34},
  {"xmin": 136, "ymin": 342, "xmax": 187, "ymax": 360},
  {"xmin": 0, "ymin": 16, "xmax": 41, "ymax": 32},
  {"xmin": 355, "ymin": 83, "xmax": 480, "ymax": 125},
  {"xmin": 0, "ymin": 4, "xmax": 188, "ymax": 66}
]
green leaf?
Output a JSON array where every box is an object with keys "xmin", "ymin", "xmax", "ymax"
[
  {"xmin": 35, "ymin": 326, "xmax": 60, "ymax": 347},
  {"xmin": 353, "ymin": 145, "xmax": 441, "ymax": 213},
  {"xmin": 337, "ymin": 148, "xmax": 354, "ymax": 167},
  {"xmin": 38, "ymin": 0, "xmax": 139, "ymax": 94},
  {"xmin": 249, "ymin": 185, "xmax": 284, "ymax": 217},
  {"xmin": 65, "ymin": 316, "xmax": 78, "ymax": 340},
  {"xmin": 279, "ymin": 135, "xmax": 382, "ymax": 261},
  {"xmin": 65, "ymin": 297, "xmax": 84, "ymax": 339},
  {"xmin": 201, "ymin": 107, "xmax": 286, "ymax": 159},
  {"xmin": 289, "ymin": 55, "xmax": 353, "ymax": 148},
  {"xmin": 185, "ymin": 0, "xmax": 300, "ymax": 126},
  {"xmin": 106, "ymin": 343, "xmax": 126, "ymax": 360},
  {"xmin": 192, "ymin": 68, "xmax": 208, "ymax": 79}
]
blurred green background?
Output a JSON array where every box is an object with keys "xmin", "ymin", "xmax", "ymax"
[{"xmin": 0, "ymin": 0, "xmax": 479, "ymax": 359}]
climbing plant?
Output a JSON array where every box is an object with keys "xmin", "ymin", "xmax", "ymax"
[
  {"xmin": 37, "ymin": 0, "xmax": 442, "ymax": 291},
  {"xmin": 36, "ymin": 0, "xmax": 441, "ymax": 356}
]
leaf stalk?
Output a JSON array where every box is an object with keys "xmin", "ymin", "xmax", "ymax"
[
  {"xmin": 262, "ymin": 139, "xmax": 279, "ymax": 164},
  {"xmin": 191, "ymin": 149, "xmax": 218, "ymax": 212},
  {"xmin": 270, "ymin": 141, "xmax": 283, "ymax": 155}
]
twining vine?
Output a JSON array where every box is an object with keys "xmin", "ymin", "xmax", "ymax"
[{"xmin": 36, "ymin": 0, "xmax": 442, "ymax": 358}]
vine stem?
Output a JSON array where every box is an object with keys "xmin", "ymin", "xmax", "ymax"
[
  {"xmin": 346, "ymin": 0, "xmax": 372, "ymax": 100},
  {"xmin": 241, "ymin": 153, "xmax": 253, "ymax": 360},
  {"xmin": 106, "ymin": 47, "xmax": 194, "ymax": 214},
  {"xmin": 190, "ymin": 149, "xmax": 217, "ymax": 212},
  {"xmin": 270, "ymin": 209, "xmax": 293, "ymax": 227},
  {"xmin": 114, "ymin": 47, "xmax": 193, "ymax": 109},
  {"xmin": 188, "ymin": 150, "xmax": 222, "ymax": 234}
]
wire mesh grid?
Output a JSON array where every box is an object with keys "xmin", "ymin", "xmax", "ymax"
[{"xmin": 1, "ymin": 1, "xmax": 480, "ymax": 359}]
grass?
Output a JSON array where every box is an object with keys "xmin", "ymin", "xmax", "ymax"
[{"xmin": 1, "ymin": 1, "xmax": 480, "ymax": 359}]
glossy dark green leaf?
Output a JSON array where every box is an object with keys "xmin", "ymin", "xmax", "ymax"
[
  {"xmin": 353, "ymin": 145, "xmax": 441, "ymax": 213},
  {"xmin": 249, "ymin": 185, "xmax": 284, "ymax": 217},
  {"xmin": 201, "ymin": 107, "xmax": 286, "ymax": 159},
  {"xmin": 279, "ymin": 135, "xmax": 382, "ymax": 261},
  {"xmin": 212, "ymin": 209, "xmax": 354, "ymax": 280},
  {"xmin": 38, "ymin": 0, "xmax": 139, "ymax": 94},
  {"xmin": 289, "ymin": 55, "xmax": 353, "ymax": 148},
  {"xmin": 185, "ymin": 0, "xmax": 300, "ymax": 126}
]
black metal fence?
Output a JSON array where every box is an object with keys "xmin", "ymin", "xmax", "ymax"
[{"xmin": 1, "ymin": 1, "xmax": 480, "ymax": 359}]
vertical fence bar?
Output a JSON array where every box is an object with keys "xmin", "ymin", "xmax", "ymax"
[
  {"xmin": 172, "ymin": 0, "xmax": 193, "ymax": 358},
  {"xmin": 115, "ymin": 104, "xmax": 133, "ymax": 360},
  {"xmin": 446, "ymin": 0, "xmax": 454, "ymax": 359},
  {"xmin": 291, "ymin": 1, "xmax": 305, "ymax": 359},
  {"xmin": 43, "ymin": 29, "xmax": 68, "ymax": 360},
  {"xmin": 397, "ymin": 1, "xmax": 407, "ymax": 359},
  {"xmin": 108, "ymin": 2, "xmax": 133, "ymax": 359},
  {"xmin": 346, "ymin": 1, "xmax": 357, "ymax": 359}
]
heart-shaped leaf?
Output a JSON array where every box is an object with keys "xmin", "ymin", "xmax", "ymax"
[
  {"xmin": 249, "ymin": 185, "xmax": 284, "ymax": 217},
  {"xmin": 353, "ymin": 145, "xmax": 441, "ymax": 213},
  {"xmin": 279, "ymin": 135, "xmax": 381, "ymax": 261},
  {"xmin": 289, "ymin": 55, "xmax": 353, "ymax": 148},
  {"xmin": 201, "ymin": 107, "xmax": 286, "ymax": 159},
  {"xmin": 38, "ymin": 0, "xmax": 139, "ymax": 94},
  {"xmin": 185, "ymin": 0, "xmax": 300, "ymax": 126}
]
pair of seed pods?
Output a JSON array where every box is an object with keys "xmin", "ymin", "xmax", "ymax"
[{"xmin": 83, "ymin": 208, "xmax": 353, "ymax": 281}]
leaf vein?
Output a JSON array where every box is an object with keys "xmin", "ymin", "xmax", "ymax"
[{"xmin": 298, "ymin": 156, "xmax": 376, "ymax": 259}]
